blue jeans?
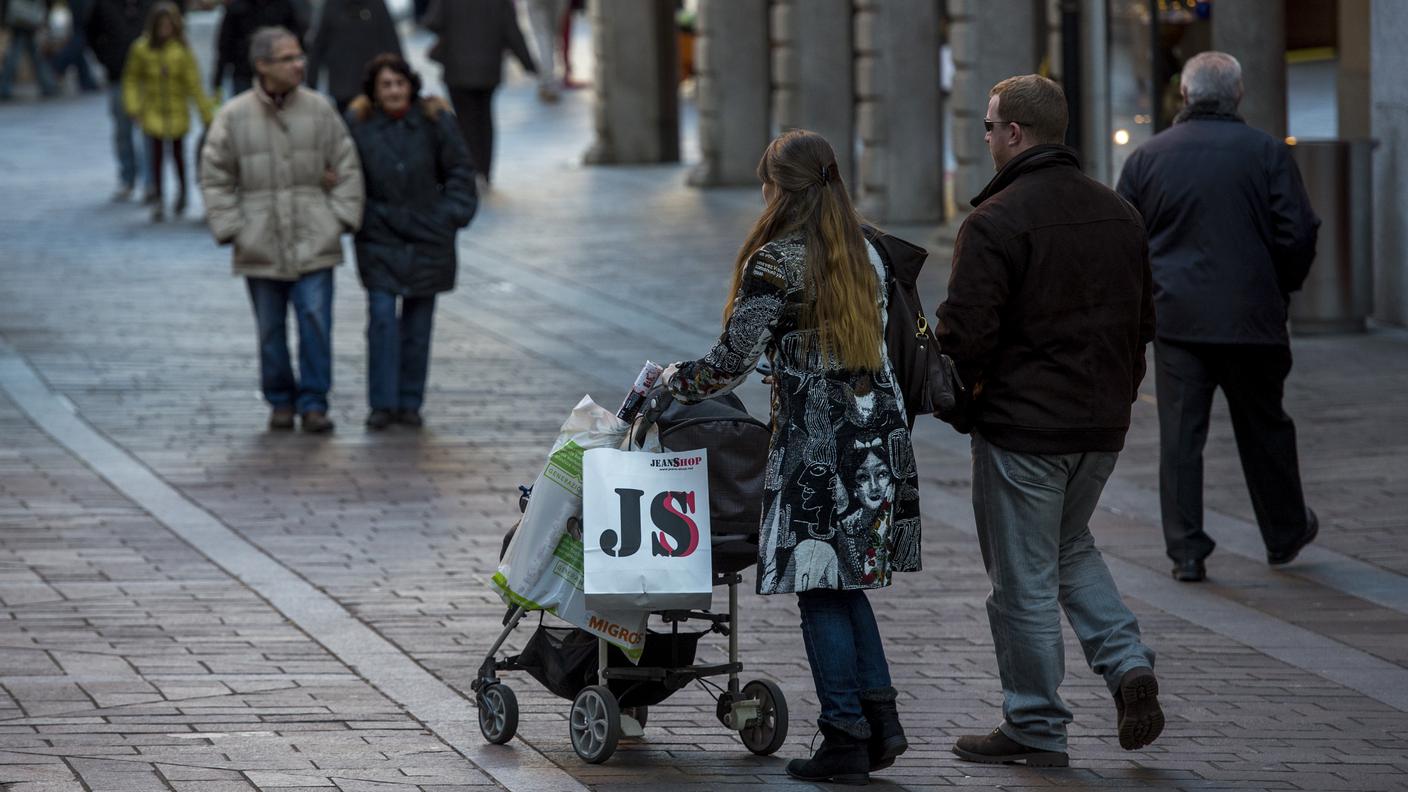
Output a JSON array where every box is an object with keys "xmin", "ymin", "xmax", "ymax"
[
  {"xmin": 0, "ymin": 29, "xmax": 58, "ymax": 98},
  {"xmin": 49, "ymin": 26, "xmax": 98, "ymax": 91},
  {"xmin": 366, "ymin": 290, "xmax": 436, "ymax": 412},
  {"xmin": 246, "ymin": 269, "xmax": 335, "ymax": 414},
  {"xmin": 971, "ymin": 433, "xmax": 1155, "ymax": 752},
  {"xmin": 796, "ymin": 588, "xmax": 892, "ymax": 738},
  {"xmin": 108, "ymin": 85, "xmax": 143, "ymax": 189}
]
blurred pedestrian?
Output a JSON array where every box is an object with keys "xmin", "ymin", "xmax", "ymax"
[
  {"xmin": 86, "ymin": 0, "xmax": 165, "ymax": 200},
  {"xmin": 424, "ymin": 0, "xmax": 535, "ymax": 186},
  {"xmin": 345, "ymin": 54, "xmax": 475, "ymax": 429},
  {"xmin": 663, "ymin": 130, "xmax": 921, "ymax": 785},
  {"xmin": 306, "ymin": 0, "xmax": 400, "ymax": 114},
  {"xmin": 0, "ymin": 0, "xmax": 60, "ymax": 100},
  {"xmin": 47, "ymin": 0, "xmax": 99, "ymax": 92},
  {"xmin": 211, "ymin": 0, "xmax": 304, "ymax": 97},
  {"xmin": 1116, "ymin": 51, "xmax": 1321, "ymax": 583},
  {"xmin": 524, "ymin": 0, "xmax": 564, "ymax": 102},
  {"xmin": 936, "ymin": 74, "xmax": 1162, "ymax": 766},
  {"xmin": 200, "ymin": 26, "xmax": 363, "ymax": 433},
  {"xmin": 123, "ymin": 0, "xmax": 216, "ymax": 220}
]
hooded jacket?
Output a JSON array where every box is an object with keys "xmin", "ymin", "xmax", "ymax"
[
  {"xmin": 345, "ymin": 95, "xmax": 477, "ymax": 296},
  {"xmin": 199, "ymin": 83, "xmax": 364, "ymax": 280},
  {"xmin": 122, "ymin": 35, "xmax": 217, "ymax": 139},
  {"xmin": 935, "ymin": 145, "xmax": 1155, "ymax": 454}
]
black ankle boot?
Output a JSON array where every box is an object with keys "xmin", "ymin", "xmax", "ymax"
[
  {"xmin": 861, "ymin": 690, "xmax": 908, "ymax": 771},
  {"xmin": 785, "ymin": 723, "xmax": 870, "ymax": 785}
]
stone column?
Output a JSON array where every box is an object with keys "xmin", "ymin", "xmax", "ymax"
[
  {"xmin": 946, "ymin": 0, "xmax": 1041, "ymax": 221},
  {"xmin": 689, "ymin": 0, "xmax": 770, "ymax": 186},
  {"xmin": 584, "ymin": 0, "xmax": 680, "ymax": 165},
  {"xmin": 1372, "ymin": 0, "xmax": 1408, "ymax": 326},
  {"xmin": 1078, "ymin": 0, "xmax": 1111, "ymax": 184},
  {"xmin": 1338, "ymin": 0, "xmax": 1371, "ymax": 139},
  {"xmin": 1212, "ymin": 0, "xmax": 1287, "ymax": 137},
  {"xmin": 771, "ymin": 0, "xmax": 855, "ymax": 183},
  {"xmin": 853, "ymin": 0, "xmax": 944, "ymax": 224}
]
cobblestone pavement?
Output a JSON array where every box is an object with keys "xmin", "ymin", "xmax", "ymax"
[{"xmin": 2, "ymin": 21, "xmax": 1408, "ymax": 792}]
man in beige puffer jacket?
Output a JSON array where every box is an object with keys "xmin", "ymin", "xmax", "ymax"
[{"xmin": 200, "ymin": 26, "xmax": 364, "ymax": 433}]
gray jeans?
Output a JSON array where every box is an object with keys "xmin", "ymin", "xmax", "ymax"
[{"xmin": 971, "ymin": 433, "xmax": 1155, "ymax": 752}]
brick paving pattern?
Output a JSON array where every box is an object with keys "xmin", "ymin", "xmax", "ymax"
[{"xmin": 2, "ymin": 19, "xmax": 1407, "ymax": 792}]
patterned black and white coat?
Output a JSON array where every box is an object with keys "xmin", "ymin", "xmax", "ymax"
[{"xmin": 669, "ymin": 233, "xmax": 922, "ymax": 595}]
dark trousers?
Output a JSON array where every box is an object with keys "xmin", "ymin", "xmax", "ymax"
[
  {"xmin": 448, "ymin": 86, "xmax": 495, "ymax": 181},
  {"xmin": 1154, "ymin": 339, "xmax": 1310, "ymax": 563},
  {"xmin": 366, "ymin": 290, "xmax": 436, "ymax": 412},
  {"xmin": 147, "ymin": 135, "xmax": 187, "ymax": 202},
  {"xmin": 796, "ymin": 588, "xmax": 891, "ymax": 738}
]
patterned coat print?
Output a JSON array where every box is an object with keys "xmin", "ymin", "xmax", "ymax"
[{"xmin": 670, "ymin": 234, "xmax": 922, "ymax": 595}]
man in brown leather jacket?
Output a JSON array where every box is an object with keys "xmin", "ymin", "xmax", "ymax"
[{"xmin": 936, "ymin": 74, "xmax": 1162, "ymax": 767}]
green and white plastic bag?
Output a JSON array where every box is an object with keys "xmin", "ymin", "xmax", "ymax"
[{"xmin": 490, "ymin": 395, "xmax": 650, "ymax": 661}]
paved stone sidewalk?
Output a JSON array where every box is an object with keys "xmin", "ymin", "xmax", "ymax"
[{"xmin": 2, "ymin": 22, "xmax": 1408, "ymax": 792}]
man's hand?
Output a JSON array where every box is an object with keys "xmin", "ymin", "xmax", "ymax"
[{"xmin": 322, "ymin": 167, "xmax": 337, "ymax": 191}]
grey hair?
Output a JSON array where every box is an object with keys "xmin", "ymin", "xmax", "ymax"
[
  {"xmin": 1180, "ymin": 51, "xmax": 1243, "ymax": 105},
  {"xmin": 248, "ymin": 26, "xmax": 297, "ymax": 69}
]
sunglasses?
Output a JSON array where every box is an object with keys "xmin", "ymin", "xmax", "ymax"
[{"xmin": 984, "ymin": 119, "xmax": 1029, "ymax": 132}]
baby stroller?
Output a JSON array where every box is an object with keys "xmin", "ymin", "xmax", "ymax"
[{"xmin": 472, "ymin": 390, "xmax": 789, "ymax": 764}]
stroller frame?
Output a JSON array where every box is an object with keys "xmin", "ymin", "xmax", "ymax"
[{"xmin": 472, "ymin": 569, "xmax": 788, "ymax": 764}]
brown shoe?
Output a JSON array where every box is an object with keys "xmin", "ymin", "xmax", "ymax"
[
  {"xmin": 268, "ymin": 407, "xmax": 295, "ymax": 430},
  {"xmin": 300, "ymin": 411, "xmax": 335, "ymax": 433},
  {"xmin": 952, "ymin": 728, "xmax": 1068, "ymax": 767},
  {"xmin": 1114, "ymin": 666, "xmax": 1164, "ymax": 750}
]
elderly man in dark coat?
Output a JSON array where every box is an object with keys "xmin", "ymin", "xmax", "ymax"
[
  {"xmin": 1116, "ymin": 51, "xmax": 1321, "ymax": 584},
  {"xmin": 306, "ymin": 0, "xmax": 400, "ymax": 113},
  {"xmin": 424, "ymin": 0, "xmax": 535, "ymax": 185}
]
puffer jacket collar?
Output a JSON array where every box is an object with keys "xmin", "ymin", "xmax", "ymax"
[{"xmin": 970, "ymin": 144, "xmax": 1080, "ymax": 208}]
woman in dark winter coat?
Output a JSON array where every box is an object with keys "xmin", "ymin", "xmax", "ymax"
[
  {"xmin": 663, "ymin": 130, "xmax": 920, "ymax": 785},
  {"xmin": 346, "ymin": 53, "xmax": 477, "ymax": 429}
]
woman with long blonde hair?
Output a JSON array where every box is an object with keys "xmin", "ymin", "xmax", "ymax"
[{"xmin": 665, "ymin": 130, "xmax": 921, "ymax": 784}]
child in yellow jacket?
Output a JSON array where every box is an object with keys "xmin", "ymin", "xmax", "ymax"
[{"xmin": 123, "ymin": 1, "xmax": 217, "ymax": 221}]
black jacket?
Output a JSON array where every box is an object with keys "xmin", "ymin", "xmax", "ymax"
[
  {"xmin": 1116, "ymin": 103, "xmax": 1319, "ymax": 345},
  {"xmin": 424, "ymin": 0, "xmax": 535, "ymax": 89},
  {"xmin": 936, "ymin": 145, "xmax": 1155, "ymax": 454},
  {"xmin": 346, "ymin": 96, "xmax": 477, "ymax": 296},
  {"xmin": 306, "ymin": 0, "xmax": 401, "ymax": 105},
  {"xmin": 212, "ymin": 0, "xmax": 307, "ymax": 92},
  {"xmin": 84, "ymin": 0, "xmax": 148, "ymax": 78}
]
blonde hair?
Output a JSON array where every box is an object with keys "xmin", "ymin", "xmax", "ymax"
[
  {"xmin": 724, "ymin": 130, "xmax": 881, "ymax": 371},
  {"xmin": 143, "ymin": 1, "xmax": 187, "ymax": 47}
]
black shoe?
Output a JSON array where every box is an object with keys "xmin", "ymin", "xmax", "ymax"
[
  {"xmin": 1172, "ymin": 558, "xmax": 1206, "ymax": 582},
  {"xmin": 1113, "ymin": 666, "xmax": 1164, "ymax": 750},
  {"xmin": 1269, "ymin": 509, "xmax": 1319, "ymax": 566},
  {"xmin": 860, "ymin": 689, "xmax": 908, "ymax": 771},
  {"xmin": 365, "ymin": 409, "xmax": 394, "ymax": 430},
  {"xmin": 785, "ymin": 723, "xmax": 870, "ymax": 785},
  {"xmin": 952, "ymin": 728, "xmax": 1068, "ymax": 767},
  {"xmin": 395, "ymin": 409, "xmax": 423, "ymax": 427},
  {"xmin": 300, "ymin": 411, "xmax": 336, "ymax": 433},
  {"xmin": 268, "ymin": 407, "xmax": 295, "ymax": 431}
]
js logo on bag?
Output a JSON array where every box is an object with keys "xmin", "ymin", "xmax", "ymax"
[{"xmin": 600, "ymin": 489, "xmax": 701, "ymax": 558}]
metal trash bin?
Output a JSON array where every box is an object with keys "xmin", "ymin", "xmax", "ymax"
[{"xmin": 1288, "ymin": 139, "xmax": 1375, "ymax": 335}]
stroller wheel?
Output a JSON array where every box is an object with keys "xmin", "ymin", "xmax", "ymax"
[
  {"xmin": 477, "ymin": 683, "xmax": 518, "ymax": 745},
  {"xmin": 570, "ymin": 685, "xmax": 621, "ymax": 764},
  {"xmin": 738, "ymin": 679, "xmax": 788, "ymax": 756}
]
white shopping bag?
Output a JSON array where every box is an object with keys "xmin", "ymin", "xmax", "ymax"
[
  {"xmin": 490, "ymin": 395, "xmax": 649, "ymax": 661},
  {"xmin": 582, "ymin": 448, "xmax": 713, "ymax": 611}
]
